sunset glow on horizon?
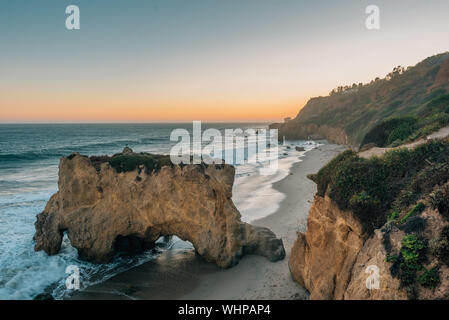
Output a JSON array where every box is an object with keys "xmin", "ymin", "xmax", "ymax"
[
  {"xmin": 1, "ymin": 0, "xmax": 449, "ymax": 123},
  {"xmin": 0, "ymin": 95, "xmax": 309, "ymax": 123}
]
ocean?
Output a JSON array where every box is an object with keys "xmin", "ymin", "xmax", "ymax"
[{"xmin": 0, "ymin": 123, "xmax": 318, "ymax": 300}]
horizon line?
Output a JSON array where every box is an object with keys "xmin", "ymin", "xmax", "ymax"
[{"xmin": 0, "ymin": 121, "xmax": 276, "ymax": 125}]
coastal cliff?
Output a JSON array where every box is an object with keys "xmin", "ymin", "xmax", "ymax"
[
  {"xmin": 290, "ymin": 192, "xmax": 449, "ymax": 300},
  {"xmin": 34, "ymin": 149, "xmax": 285, "ymax": 268},
  {"xmin": 271, "ymin": 123, "xmax": 349, "ymax": 145},
  {"xmin": 290, "ymin": 140, "xmax": 449, "ymax": 299},
  {"xmin": 271, "ymin": 52, "xmax": 449, "ymax": 145},
  {"xmin": 289, "ymin": 194, "xmax": 408, "ymax": 299},
  {"xmin": 289, "ymin": 194, "xmax": 369, "ymax": 299}
]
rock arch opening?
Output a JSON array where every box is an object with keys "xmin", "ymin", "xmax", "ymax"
[{"xmin": 113, "ymin": 234, "xmax": 155, "ymax": 255}]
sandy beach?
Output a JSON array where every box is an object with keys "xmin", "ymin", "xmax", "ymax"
[{"xmin": 71, "ymin": 143, "xmax": 346, "ymax": 300}]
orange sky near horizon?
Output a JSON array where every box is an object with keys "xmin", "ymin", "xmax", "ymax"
[
  {"xmin": 0, "ymin": 89, "xmax": 308, "ymax": 123},
  {"xmin": 2, "ymin": 1, "xmax": 449, "ymax": 123}
]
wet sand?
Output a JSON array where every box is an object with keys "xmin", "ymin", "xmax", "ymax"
[{"xmin": 71, "ymin": 143, "xmax": 346, "ymax": 300}]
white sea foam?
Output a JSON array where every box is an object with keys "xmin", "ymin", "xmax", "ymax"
[
  {"xmin": 233, "ymin": 141, "xmax": 320, "ymax": 222},
  {"xmin": 0, "ymin": 123, "xmax": 319, "ymax": 299}
]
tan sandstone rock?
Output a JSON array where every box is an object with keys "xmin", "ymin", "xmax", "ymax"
[
  {"xmin": 34, "ymin": 153, "xmax": 285, "ymax": 268},
  {"xmin": 289, "ymin": 193, "xmax": 449, "ymax": 300},
  {"xmin": 289, "ymin": 195, "xmax": 367, "ymax": 299}
]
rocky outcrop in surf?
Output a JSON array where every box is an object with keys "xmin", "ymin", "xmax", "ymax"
[{"xmin": 34, "ymin": 149, "xmax": 285, "ymax": 268}]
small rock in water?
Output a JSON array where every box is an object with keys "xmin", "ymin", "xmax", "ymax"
[
  {"xmin": 122, "ymin": 146, "xmax": 134, "ymax": 155},
  {"xmin": 295, "ymin": 146, "xmax": 305, "ymax": 152}
]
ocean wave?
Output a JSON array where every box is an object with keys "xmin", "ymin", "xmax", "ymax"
[
  {"xmin": 233, "ymin": 140, "xmax": 321, "ymax": 222},
  {"xmin": 0, "ymin": 139, "xmax": 165, "ymax": 163},
  {"xmin": 0, "ymin": 124, "xmax": 318, "ymax": 299},
  {"xmin": 139, "ymin": 137, "xmax": 169, "ymax": 143}
]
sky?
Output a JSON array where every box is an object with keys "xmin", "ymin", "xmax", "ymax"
[{"xmin": 1, "ymin": 0, "xmax": 449, "ymax": 123}]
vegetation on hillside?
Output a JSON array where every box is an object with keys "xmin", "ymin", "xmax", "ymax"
[
  {"xmin": 361, "ymin": 94, "xmax": 449, "ymax": 147},
  {"xmin": 301, "ymin": 53, "xmax": 449, "ymax": 294},
  {"xmin": 109, "ymin": 153, "xmax": 172, "ymax": 173},
  {"xmin": 315, "ymin": 139, "xmax": 449, "ymax": 232},
  {"xmin": 90, "ymin": 153, "xmax": 172, "ymax": 174},
  {"xmin": 315, "ymin": 139, "xmax": 449, "ymax": 292},
  {"xmin": 281, "ymin": 52, "xmax": 449, "ymax": 144}
]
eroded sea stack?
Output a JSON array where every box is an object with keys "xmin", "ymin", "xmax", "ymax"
[{"xmin": 34, "ymin": 149, "xmax": 285, "ymax": 268}]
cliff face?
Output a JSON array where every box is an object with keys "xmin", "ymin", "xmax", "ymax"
[
  {"xmin": 271, "ymin": 52, "xmax": 449, "ymax": 145},
  {"xmin": 289, "ymin": 138, "xmax": 449, "ymax": 299},
  {"xmin": 289, "ymin": 195, "xmax": 368, "ymax": 299},
  {"xmin": 289, "ymin": 194, "xmax": 407, "ymax": 299},
  {"xmin": 289, "ymin": 192, "xmax": 449, "ymax": 300},
  {"xmin": 275, "ymin": 123, "xmax": 349, "ymax": 145},
  {"xmin": 34, "ymin": 152, "xmax": 285, "ymax": 268}
]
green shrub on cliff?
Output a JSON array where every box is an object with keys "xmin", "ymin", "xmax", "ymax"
[
  {"xmin": 109, "ymin": 153, "xmax": 172, "ymax": 174},
  {"xmin": 388, "ymin": 211, "xmax": 399, "ymax": 222},
  {"xmin": 349, "ymin": 191, "xmax": 380, "ymax": 213},
  {"xmin": 423, "ymin": 94, "xmax": 449, "ymax": 116},
  {"xmin": 387, "ymin": 119, "xmax": 418, "ymax": 146},
  {"xmin": 315, "ymin": 139, "xmax": 449, "ymax": 232},
  {"xmin": 401, "ymin": 234, "xmax": 426, "ymax": 269},
  {"xmin": 394, "ymin": 163, "xmax": 449, "ymax": 211},
  {"xmin": 361, "ymin": 94, "xmax": 449, "ymax": 148},
  {"xmin": 399, "ymin": 203, "xmax": 426, "ymax": 224},
  {"xmin": 418, "ymin": 267, "xmax": 440, "ymax": 288},
  {"xmin": 361, "ymin": 117, "xmax": 417, "ymax": 148},
  {"xmin": 315, "ymin": 150, "xmax": 358, "ymax": 197},
  {"xmin": 389, "ymin": 234, "xmax": 428, "ymax": 286},
  {"xmin": 386, "ymin": 254, "xmax": 399, "ymax": 263}
]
